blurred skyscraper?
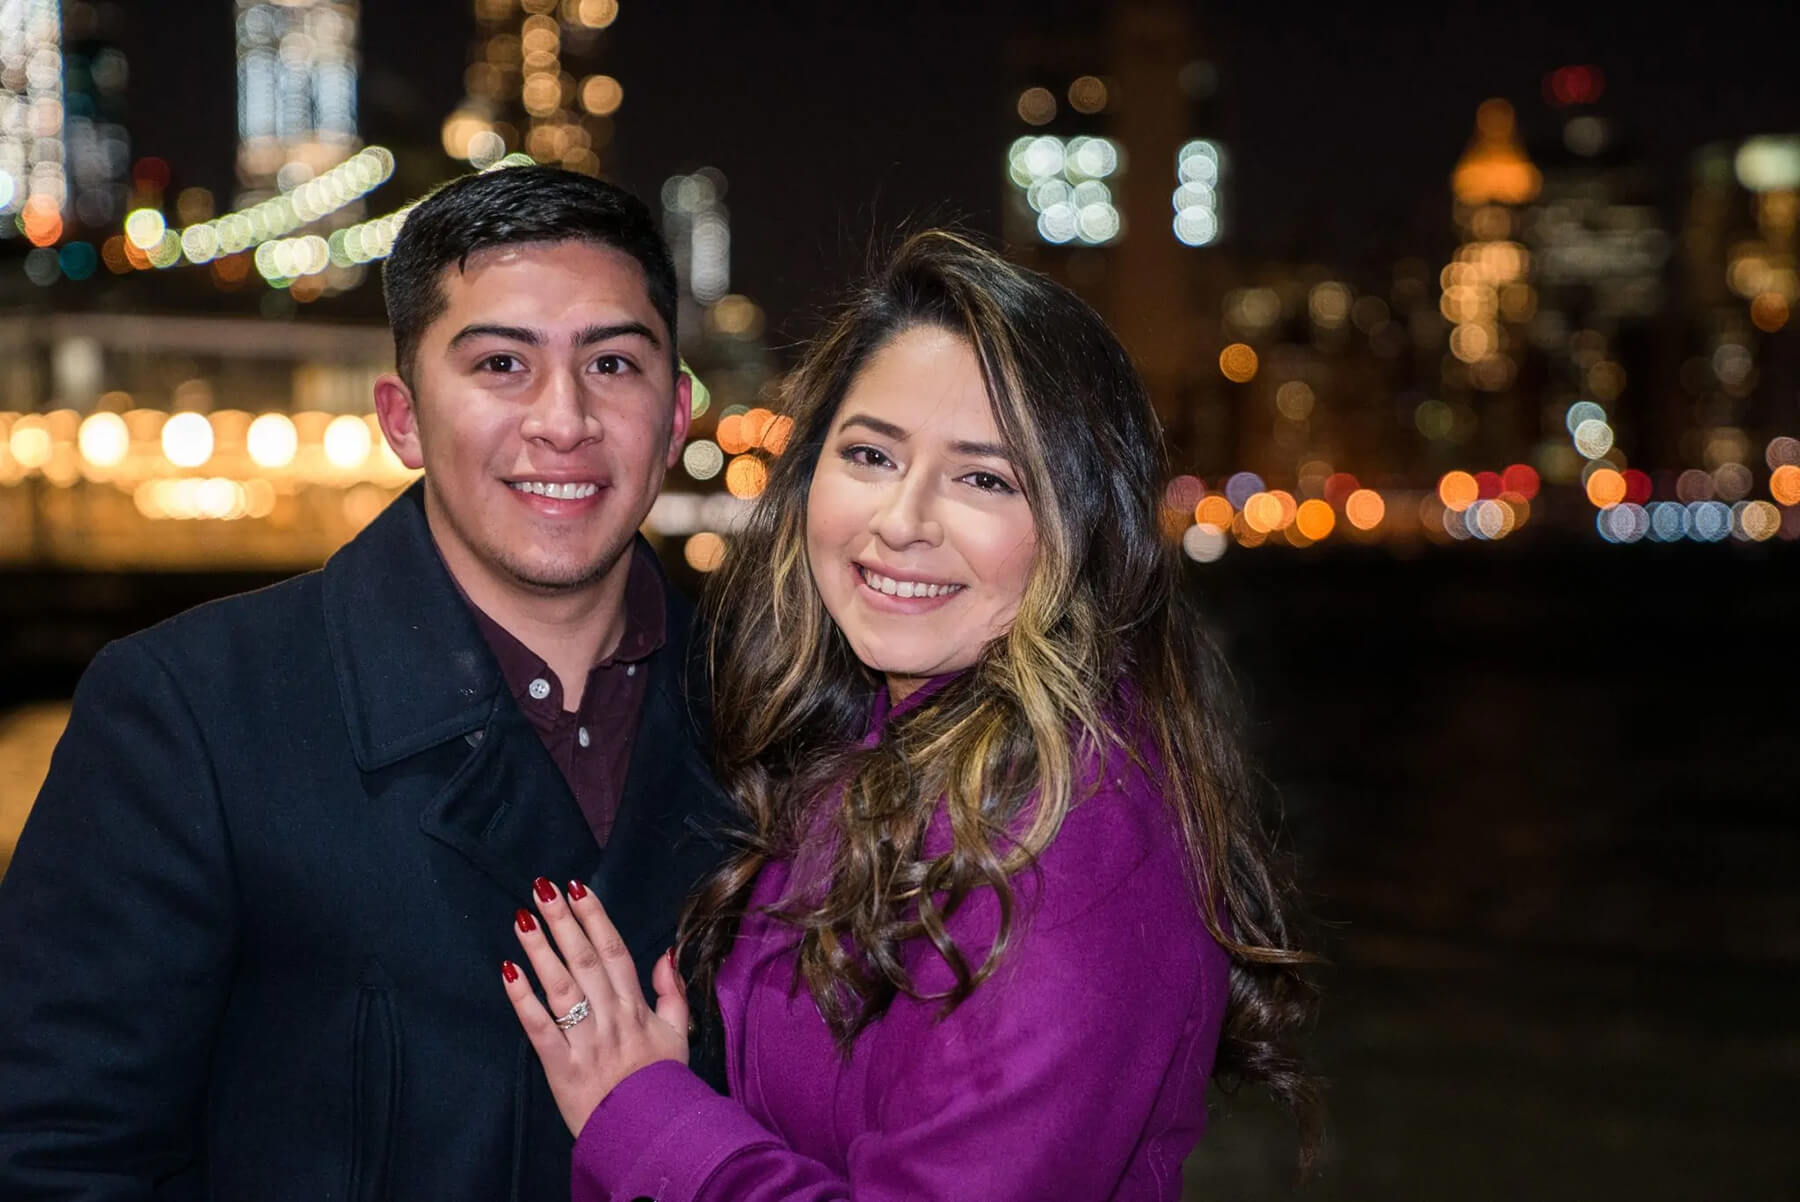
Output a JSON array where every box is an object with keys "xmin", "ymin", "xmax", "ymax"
[
  {"xmin": 62, "ymin": 1, "xmax": 128, "ymax": 235},
  {"xmin": 442, "ymin": 0, "xmax": 622, "ymax": 175},
  {"xmin": 235, "ymin": 0, "xmax": 360, "ymax": 203},
  {"xmin": 1002, "ymin": 0, "xmax": 1232, "ymax": 471},
  {"xmin": 1519, "ymin": 67, "xmax": 1671, "ymax": 485},
  {"xmin": 1, "ymin": 0, "xmax": 69, "ymax": 246}
]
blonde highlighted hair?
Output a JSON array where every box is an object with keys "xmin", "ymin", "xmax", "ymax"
[{"xmin": 684, "ymin": 230, "xmax": 1321, "ymax": 1167}]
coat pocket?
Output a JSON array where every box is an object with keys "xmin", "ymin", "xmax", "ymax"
[{"xmin": 347, "ymin": 982, "xmax": 401, "ymax": 1202}]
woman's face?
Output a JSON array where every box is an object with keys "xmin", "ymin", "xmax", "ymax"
[{"xmin": 805, "ymin": 326, "xmax": 1038, "ymax": 702}]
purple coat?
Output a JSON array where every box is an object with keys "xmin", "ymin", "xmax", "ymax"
[{"xmin": 573, "ymin": 686, "xmax": 1229, "ymax": 1200}]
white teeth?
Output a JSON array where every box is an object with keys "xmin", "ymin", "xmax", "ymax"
[
  {"xmin": 860, "ymin": 567, "xmax": 962, "ymax": 599},
  {"xmin": 510, "ymin": 481, "xmax": 599, "ymax": 500}
]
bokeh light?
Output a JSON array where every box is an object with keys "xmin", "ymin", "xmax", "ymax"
[
  {"xmin": 1345, "ymin": 489, "xmax": 1385, "ymax": 530},
  {"xmin": 1771, "ymin": 464, "xmax": 1800, "ymax": 506},
  {"xmin": 684, "ymin": 532, "xmax": 726, "ymax": 572},
  {"xmin": 1438, "ymin": 470, "xmax": 1479, "ymax": 512},
  {"xmin": 1219, "ymin": 343, "xmax": 1258, "ymax": 383},
  {"xmin": 682, "ymin": 439, "xmax": 724, "ymax": 481},
  {"xmin": 1295, "ymin": 498, "xmax": 1335, "ymax": 540},
  {"xmin": 246, "ymin": 413, "xmax": 299, "ymax": 470},
  {"xmin": 724, "ymin": 454, "xmax": 768, "ymax": 499},
  {"xmin": 76, "ymin": 412, "xmax": 129, "ymax": 469},
  {"xmin": 1181, "ymin": 522, "xmax": 1227, "ymax": 563},
  {"xmin": 160, "ymin": 412, "xmax": 214, "ymax": 469}
]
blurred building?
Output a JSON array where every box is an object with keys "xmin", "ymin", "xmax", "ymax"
[
  {"xmin": 62, "ymin": 1, "xmax": 129, "ymax": 236},
  {"xmin": 235, "ymin": 0, "xmax": 360, "ymax": 202},
  {"xmin": 1678, "ymin": 137, "xmax": 1800, "ymax": 481},
  {"xmin": 442, "ymin": 0, "xmax": 622, "ymax": 174},
  {"xmin": 1003, "ymin": 0, "xmax": 1233, "ymax": 472},
  {"xmin": 1, "ymin": 0, "xmax": 70, "ymax": 247},
  {"xmin": 1438, "ymin": 97, "xmax": 1540, "ymax": 471},
  {"xmin": 1518, "ymin": 67, "xmax": 1672, "ymax": 487},
  {"xmin": 0, "ymin": 311, "xmax": 408, "ymax": 570}
]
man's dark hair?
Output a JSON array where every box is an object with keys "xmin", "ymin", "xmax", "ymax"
[{"xmin": 381, "ymin": 166, "xmax": 678, "ymax": 385}]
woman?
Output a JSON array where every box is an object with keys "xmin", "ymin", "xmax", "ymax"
[{"xmin": 502, "ymin": 230, "xmax": 1320, "ymax": 1199}]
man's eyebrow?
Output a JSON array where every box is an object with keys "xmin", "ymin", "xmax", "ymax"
[
  {"xmin": 447, "ymin": 324, "xmax": 541, "ymax": 349},
  {"xmin": 574, "ymin": 322, "xmax": 661, "ymax": 349}
]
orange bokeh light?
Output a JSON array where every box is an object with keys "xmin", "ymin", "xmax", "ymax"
[
  {"xmin": 715, "ymin": 413, "xmax": 749, "ymax": 455},
  {"xmin": 1295, "ymin": 498, "xmax": 1336, "ymax": 540},
  {"xmin": 1218, "ymin": 343, "xmax": 1259, "ymax": 383},
  {"xmin": 1242, "ymin": 492, "xmax": 1284, "ymax": 533},
  {"xmin": 1194, "ymin": 494, "xmax": 1235, "ymax": 528},
  {"xmin": 724, "ymin": 454, "xmax": 768, "ymax": 498},
  {"xmin": 1437, "ymin": 470, "xmax": 1479, "ymax": 512},
  {"xmin": 1770, "ymin": 463, "xmax": 1800, "ymax": 506},
  {"xmin": 761, "ymin": 415, "xmax": 794, "ymax": 455},
  {"xmin": 21, "ymin": 197, "xmax": 62, "ymax": 247},
  {"xmin": 743, "ymin": 407, "xmax": 776, "ymax": 449},
  {"xmin": 1585, "ymin": 467, "xmax": 1626, "ymax": 508},
  {"xmin": 1751, "ymin": 292, "xmax": 1789, "ymax": 334},
  {"xmin": 1344, "ymin": 489, "xmax": 1385, "ymax": 530}
]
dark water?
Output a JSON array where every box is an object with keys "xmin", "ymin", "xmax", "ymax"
[
  {"xmin": 4, "ymin": 542, "xmax": 1797, "ymax": 1198},
  {"xmin": 1182, "ymin": 542, "xmax": 1800, "ymax": 1199}
]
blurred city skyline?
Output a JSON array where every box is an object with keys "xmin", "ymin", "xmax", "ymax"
[
  {"xmin": 4, "ymin": 0, "xmax": 1800, "ymax": 567},
  {"xmin": 110, "ymin": 0, "xmax": 1800, "ymax": 332}
]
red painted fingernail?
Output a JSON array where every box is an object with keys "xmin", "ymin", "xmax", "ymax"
[
  {"xmin": 501, "ymin": 960, "xmax": 520, "ymax": 983},
  {"xmin": 534, "ymin": 876, "xmax": 557, "ymax": 903},
  {"xmin": 567, "ymin": 879, "xmax": 588, "ymax": 900},
  {"xmin": 515, "ymin": 908, "xmax": 537, "ymax": 933}
]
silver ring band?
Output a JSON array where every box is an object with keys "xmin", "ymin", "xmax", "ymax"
[{"xmin": 553, "ymin": 998, "xmax": 591, "ymax": 1031}]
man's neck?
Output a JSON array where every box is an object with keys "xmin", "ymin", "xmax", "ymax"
[{"xmin": 440, "ymin": 545, "xmax": 634, "ymax": 713}]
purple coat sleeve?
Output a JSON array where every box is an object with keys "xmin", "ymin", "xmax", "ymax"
[{"xmin": 572, "ymin": 775, "xmax": 1221, "ymax": 1201}]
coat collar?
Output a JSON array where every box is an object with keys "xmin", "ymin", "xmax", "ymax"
[{"xmin": 322, "ymin": 481, "xmax": 501, "ymax": 771}]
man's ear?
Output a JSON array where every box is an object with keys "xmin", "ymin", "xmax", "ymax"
[
  {"xmin": 666, "ymin": 369, "xmax": 694, "ymax": 469},
  {"xmin": 373, "ymin": 373, "xmax": 425, "ymax": 471}
]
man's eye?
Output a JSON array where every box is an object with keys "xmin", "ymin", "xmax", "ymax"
[
  {"xmin": 592, "ymin": 354, "xmax": 634, "ymax": 375},
  {"xmin": 479, "ymin": 353, "xmax": 522, "ymax": 373}
]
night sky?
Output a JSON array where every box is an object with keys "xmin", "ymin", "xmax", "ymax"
[{"xmin": 128, "ymin": 1, "xmax": 1800, "ymax": 342}]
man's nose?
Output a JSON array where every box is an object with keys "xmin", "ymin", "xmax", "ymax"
[{"xmin": 520, "ymin": 369, "xmax": 601, "ymax": 451}]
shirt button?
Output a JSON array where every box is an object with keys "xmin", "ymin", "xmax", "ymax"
[
  {"xmin": 626, "ymin": 664, "xmax": 636, "ymax": 677},
  {"xmin": 528, "ymin": 677, "xmax": 551, "ymax": 701},
  {"xmin": 578, "ymin": 726, "xmax": 591, "ymax": 748}
]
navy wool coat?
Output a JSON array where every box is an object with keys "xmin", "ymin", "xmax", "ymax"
[{"xmin": 0, "ymin": 483, "xmax": 733, "ymax": 1201}]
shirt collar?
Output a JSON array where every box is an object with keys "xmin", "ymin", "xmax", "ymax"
[{"xmin": 457, "ymin": 541, "xmax": 668, "ymax": 708}]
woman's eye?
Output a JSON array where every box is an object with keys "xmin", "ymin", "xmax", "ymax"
[
  {"xmin": 965, "ymin": 470, "xmax": 1017, "ymax": 494},
  {"xmin": 844, "ymin": 445, "xmax": 892, "ymax": 469}
]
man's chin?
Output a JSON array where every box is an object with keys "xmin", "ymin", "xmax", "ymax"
[{"xmin": 494, "ymin": 546, "xmax": 628, "ymax": 595}]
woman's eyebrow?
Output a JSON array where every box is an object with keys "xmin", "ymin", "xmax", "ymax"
[
  {"xmin": 948, "ymin": 439, "xmax": 1010, "ymax": 458},
  {"xmin": 838, "ymin": 414, "xmax": 909, "ymax": 441}
]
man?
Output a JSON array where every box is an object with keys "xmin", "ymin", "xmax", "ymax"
[{"xmin": 0, "ymin": 167, "xmax": 730, "ymax": 1200}]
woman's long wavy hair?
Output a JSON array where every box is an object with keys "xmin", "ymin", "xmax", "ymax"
[{"xmin": 684, "ymin": 230, "xmax": 1321, "ymax": 1165}]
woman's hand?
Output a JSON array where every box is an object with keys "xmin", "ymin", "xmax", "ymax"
[{"xmin": 501, "ymin": 877, "xmax": 690, "ymax": 1136}]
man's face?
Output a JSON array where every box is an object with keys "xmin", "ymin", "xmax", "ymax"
[{"xmin": 375, "ymin": 239, "xmax": 689, "ymax": 604}]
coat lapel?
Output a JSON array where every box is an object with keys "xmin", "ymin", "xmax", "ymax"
[
  {"xmin": 322, "ymin": 483, "xmax": 732, "ymax": 914},
  {"xmin": 322, "ymin": 483, "xmax": 598, "ymax": 899},
  {"xmin": 417, "ymin": 701, "xmax": 600, "ymax": 902}
]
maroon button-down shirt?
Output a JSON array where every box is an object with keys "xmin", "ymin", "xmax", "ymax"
[{"xmin": 464, "ymin": 542, "xmax": 666, "ymax": 847}]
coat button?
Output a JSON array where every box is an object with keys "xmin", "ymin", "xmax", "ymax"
[
  {"xmin": 578, "ymin": 726, "xmax": 591, "ymax": 748},
  {"xmin": 528, "ymin": 677, "xmax": 551, "ymax": 701}
]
